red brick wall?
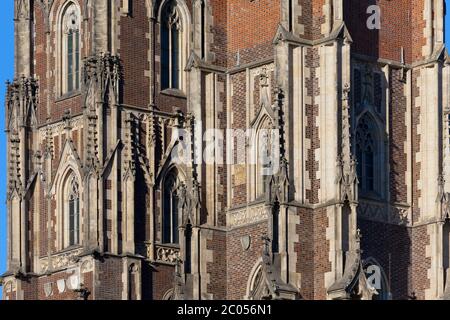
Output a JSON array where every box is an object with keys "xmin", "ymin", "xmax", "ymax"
[
  {"xmin": 410, "ymin": 225, "xmax": 431, "ymax": 299},
  {"xmin": 295, "ymin": 207, "xmax": 331, "ymax": 300},
  {"xmin": 227, "ymin": 0, "xmax": 280, "ymax": 67},
  {"xmin": 231, "ymin": 72, "xmax": 247, "ymax": 207},
  {"xmin": 226, "ymin": 222, "xmax": 268, "ymax": 299},
  {"xmin": 34, "ymin": 3, "xmax": 48, "ymax": 124},
  {"xmin": 52, "ymin": 96, "xmax": 84, "ymax": 124},
  {"xmin": 389, "ymin": 69, "xmax": 408, "ymax": 203},
  {"xmin": 20, "ymin": 269, "xmax": 94, "ymax": 300},
  {"xmin": 411, "ymin": 0, "xmax": 427, "ymax": 62},
  {"xmin": 209, "ymin": 0, "xmax": 227, "ymax": 67},
  {"xmin": 118, "ymin": 0, "xmax": 150, "ymax": 108},
  {"xmin": 345, "ymin": 0, "xmax": 426, "ymax": 63},
  {"xmin": 359, "ymin": 221, "xmax": 431, "ymax": 300},
  {"xmin": 152, "ymin": 264, "xmax": 175, "ymax": 300},
  {"xmin": 359, "ymin": 219, "xmax": 411, "ymax": 300},
  {"xmin": 96, "ymin": 257, "xmax": 124, "ymax": 300},
  {"xmin": 207, "ymin": 230, "xmax": 227, "ymax": 299},
  {"xmin": 154, "ymin": 93, "xmax": 187, "ymax": 114}
]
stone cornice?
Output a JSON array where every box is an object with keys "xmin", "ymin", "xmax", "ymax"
[
  {"xmin": 352, "ymin": 45, "xmax": 449, "ymax": 70},
  {"xmin": 227, "ymin": 57, "xmax": 274, "ymax": 75},
  {"xmin": 185, "ymin": 50, "xmax": 227, "ymax": 73},
  {"xmin": 273, "ymin": 22, "xmax": 353, "ymax": 47}
]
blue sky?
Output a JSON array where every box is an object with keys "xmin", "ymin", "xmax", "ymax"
[
  {"xmin": 0, "ymin": 1, "xmax": 449, "ymax": 283},
  {"xmin": 0, "ymin": 0, "xmax": 14, "ymax": 279}
]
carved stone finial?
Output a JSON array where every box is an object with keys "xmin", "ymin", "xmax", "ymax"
[
  {"xmin": 175, "ymin": 256, "xmax": 182, "ymax": 276},
  {"xmin": 356, "ymin": 229, "xmax": 362, "ymax": 241},
  {"xmin": 63, "ymin": 110, "xmax": 72, "ymax": 131},
  {"xmin": 439, "ymin": 174, "xmax": 446, "ymax": 188},
  {"xmin": 173, "ymin": 107, "xmax": 185, "ymax": 128},
  {"xmin": 260, "ymin": 67, "xmax": 269, "ymax": 88},
  {"xmin": 15, "ymin": 0, "xmax": 31, "ymax": 21},
  {"xmin": 444, "ymin": 106, "xmax": 450, "ymax": 116},
  {"xmin": 343, "ymin": 83, "xmax": 350, "ymax": 101},
  {"xmin": 438, "ymin": 173, "xmax": 447, "ymax": 202},
  {"xmin": 262, "ymin": 236, "xmax": 271, "ymax": 256}
]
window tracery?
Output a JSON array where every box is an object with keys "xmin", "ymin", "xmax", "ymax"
[{"xmin": 61, "ymin": 3, "xmax": 81, "ymax": 94}]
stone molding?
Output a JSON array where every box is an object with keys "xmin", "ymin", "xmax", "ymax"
[
  {"xmin": 227, "ymin": 203, "xmax": 268, "ymax": 229},
  {"xmin": 39, "ymin": 247, "xmax": 83, "ymax": 273}
]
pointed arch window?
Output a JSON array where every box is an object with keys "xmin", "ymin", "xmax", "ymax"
[
  {"xmin": 356, "ymin": 115, "xmax": 377, "ymax": 195},
  {"xmin": 161, "ymin": 2, "xmax": 182, "ymax": 90},
  {"xmin": 66, "ymin": 174, "xmax": 80, "ymax": 247},
  {"xmin": 62, "ymin": 4, "xmax": 80, "ymax": 94},
  {"xmin": 161, "ymin": 0, "xmax": 188, "ymax": 91},
  {"xmin": 163, "ymin": 171, "xmax": 180, "ymax": 244}
]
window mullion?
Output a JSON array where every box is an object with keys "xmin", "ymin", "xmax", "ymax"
[
  {"xmin": 63, "ymin": 33, "xmax": 67, "ymax": 94},
  {"xmin": 75, "ymin": 198, "xmax": 79, "ymax": 244},
  {"xmin": 169, "ymin": 26, "xmax": 173, "ymax": 89},
  {"xmin": 170, "ymin": 190, "xmax": 173, "ymax": 243},
  {"xmin": 68, "ymin": 32, "xmax": 73, "ymax": 93},
  {"xmin": 172, "ymin": 193, "xmax": 175, "ymax": 244},
  {"xmin": 177, "ymin": 31, "xmax": 181, "ymax": 89},
  {"xmin": 72, "ymin": 33, "xmax": 75, "ymax": 91},
  {"xmin": 75, "ymin": 31, "xmax": 79, "ymax": 90},
  {"xmin": 362, "ymin": 151, "xmax": 366, "ymax": 192},
  {"xmin": 62, "ymin": 7, "xmax": 80, "ymax": 95}
]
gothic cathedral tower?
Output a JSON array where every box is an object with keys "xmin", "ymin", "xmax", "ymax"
[{"xmin": 1, "ymin": 0, "xmax": 449, "ymax": 300}]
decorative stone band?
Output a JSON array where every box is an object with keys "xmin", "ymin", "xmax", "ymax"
[
  {"xmin": 155, "ymin": 244, "xmax": 180, "ymax": 265},
  {"xmin": 136, "ymin": 242, "xmax": 181, "ymax": 265},
  {"xmin": 38, "ymin": 115, "xmax": 84, "ymax": 136},
  {"xmin": 227, "ymin": 203, "xmax": 268, "ymax": 228},
  {"xmin": 358, "ymin": 199, "xmax": 411, "ymax": 226},
  {"xmin": 39, "ymin": 248, "xmax": 83, "ymax": 273}
]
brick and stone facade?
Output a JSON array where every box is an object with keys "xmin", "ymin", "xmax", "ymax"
[{"xmin": 1, "ymin": 0, "xmax": 450, "ymax": 300}]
